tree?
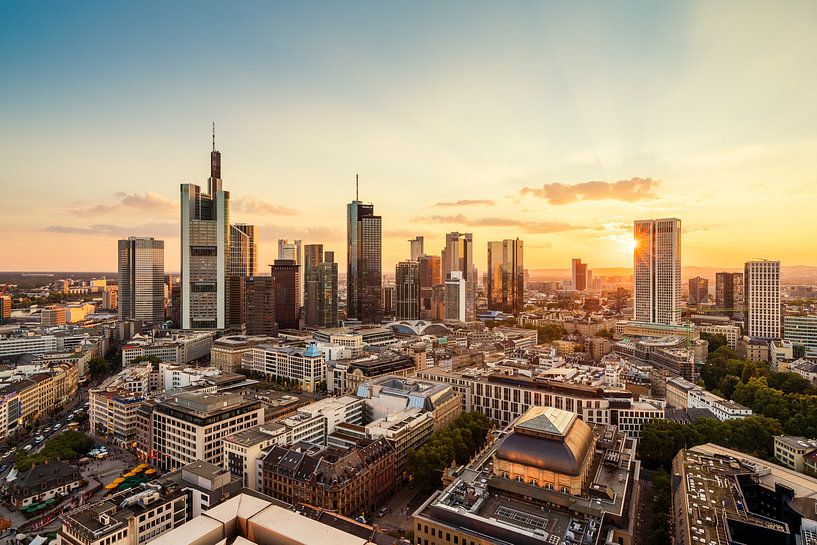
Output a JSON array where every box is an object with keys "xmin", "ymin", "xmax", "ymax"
[
  {"xmin": 88, "ymin": 357, "xmax": 110, "ymax": 378},
  {"xmin": 700, "ymin": 332, "xmax": 728, "ymax": 354}
]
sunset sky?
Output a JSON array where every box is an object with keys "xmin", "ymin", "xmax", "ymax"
[{"xmin": 2, "ymin": 1, "xmax": 816, "ymax": 273}]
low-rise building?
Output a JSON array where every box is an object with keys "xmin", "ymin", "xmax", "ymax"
[
  {"xmin": 241, "ymin": 342, "xmax": 326, "ymax": 392},
  {"xmin": 365, "ymin": 407, "xmax": 433, "ymax": 482},
  {"xmin": 327, "ymin": 352, "xmax": 415, "ymax": 394},
  {"xmin": 774, "ymin": 435, "xmax": 817, "ymax": 473},
  {"xmin": 121, "ymin": 331, "xmax": 214, "ymax": 366},
  {"xmin": 210, "ymin": 335, "xmax": 277, "ymax": 373},
  {"xmin": 737, "ymin": 335, "xmax": 770, "ymax": 363},
  {"xmin": 355, "ymin": 375, "xmax": 461, "ymax": 431},
  {"xmin": 10, "ymin": 460, "xmax": 84, "ymax": 509},
  {"xmin": 688, "ymin": 388, "xmax": 752, "ymax": 421}
]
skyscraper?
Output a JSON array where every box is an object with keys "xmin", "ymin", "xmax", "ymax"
[
  {"xmin": 571, "ymin": 258, "xmax": 588, "ymax": 291},
  {"xmin": 303, "ymin": 244, "xmax": 324, "ymax": 327},
  {"xmin": 230, "ymin": 224, "xmax": 257, "ymax": 277},
  {"xmin": 271, "ymin": 259, "xmax": 300, "ymax": 330},
  {"xmin": 715, "ymin": 272, "xmax": 745, "ymax": 319},
  {"xmin": 395, "ymin": 261, "xmax": 420, "ymax": 320},
  {"xmin": 418, "ymin": 255, "xmax": 441, "ymax": 320},
  {"xmin": 409, "ymin": 236, "xmax": 424, "ymax": 261},
  {"xmin": 745, "ymin": 260, "xmax": 781, "ymax": 340},
  {"xmin": 278, "ymin": 239, "xmax": 303, "ymax": 308},
  {"xmin": 445, "ymin": 271, "xmax": 466, "ymax": 322},
  {"xmin": 347, "ymin": 178, "xmax": 382, "ymax": 324},
  {"xmin": 487, "ymin": 239, "xmax": 524, "ymax": 315},
  {"xmin": 633, "ymin": 218, "xmax": 681, "ymax": 325},
  {"xmin": 317, "ymin": 251, "xmax": 338, "ymax": 327},
  {"xmin": 118, "ymin": 237, "xmax": 165, "ymax": 323},
  {"xmin": 244, "ymin": 276, "xmax": 277, "ymax": 337},
  {"xmin": 688, "ymin": 276, "xmax": 709, "ymax": 306},
  {"xmin": 180, "ymin": 130, "xmax": 230, "ymax": 329},
  {"xmin": 442, "ymin": 232, "xmax": 475, "ymax": 321}
]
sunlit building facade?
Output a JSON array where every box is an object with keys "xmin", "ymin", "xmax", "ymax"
[{"xmin": 634, "ymin": 218, "xmax": 681, "ymax": 325}]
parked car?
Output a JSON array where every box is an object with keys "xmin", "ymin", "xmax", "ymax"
[
  {"xmin": 35, "ymin": 435, "xmax": 45, "ymax": 443},
  {"xmin": 23, "ymin": 445, "xmax": 32, "ymax": 452},
  {"xmin": 54, "ymin": 423, "xmax": 62, "ymax": 430}
]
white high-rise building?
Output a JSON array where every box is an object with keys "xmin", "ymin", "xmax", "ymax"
[
  {"xmin": 745, "ymin": 259, "xmax": 781, "ymax": 340},
  {"xmin": 230, "ymin": 224, "xmax": 257, "ymax": 277},
  {"xmin": 278, "ymin": 239, "xmax": 303, "ymax": 308},
  {"xmin": 409, "ymin": 236, "xmax": 424, "ymax": 261},
  {"xmin": 444, "ymin": 271, "xmax": 466, "ymax": 322},
  {"xmin": 633, "ymin": 218, "xmax": 681, "ymax": 325},
  {"xmin": 180, "ymin": 131, "xmax": 230, "ymax": 330},
  {"xmin": 118, "ymin": 237, "xmax": 165, "ymax": 323}
]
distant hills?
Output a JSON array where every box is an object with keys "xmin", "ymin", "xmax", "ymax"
[{"xmin": 528, "ymin": 266, "xmax": 817, "ymax": 284}]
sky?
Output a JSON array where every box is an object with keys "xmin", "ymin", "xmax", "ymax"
[{"xmin": 1, "ymin": 1, "xmax": 816, "ymax": 274}]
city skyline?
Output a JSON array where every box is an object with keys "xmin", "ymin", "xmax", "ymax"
[{"xmin": 3, "ymin": 2, "xmax": 817, "ymax": 272}]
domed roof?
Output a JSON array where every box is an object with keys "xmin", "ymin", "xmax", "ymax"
[{"xmin": 495, "ymin": 407, "xmax": 594, "ymax": 477}]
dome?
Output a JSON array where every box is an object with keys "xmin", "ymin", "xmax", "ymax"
[{"xmin": 495, "ymin": 407, "xmax": 594, "ymax": 477}]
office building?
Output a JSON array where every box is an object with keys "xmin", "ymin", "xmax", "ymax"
[
  {"xmin": 180, "ymin": 132, "xmax": 230, "ymax": 330},
  {"xmin": 442, "ymin": 232, "xmax": 475, "ymax": 321},
  {"xmin": 715, "ymin": 271, "xmax": 745, "ymax": 319},
  {"xmin": 261, "ymin": 439, "xmax": 395, "ymax": 517},
  {"xmin": 672, "ymin": 444, "xmax": 817, "ymax": 545},
  {"xmin": 277, "ymin": 239, "xmax": 303, "ymax": 308},
  {"xmin": 633, "ymin": 218, "xmax": 682, "ymax": 325},
  {"xmin": 230, "ymin": 223, "xmax": 257, "ymax": 277},
  {"xmin": 241, "ymin": 342, "xmax": 326, "ymax": 392},
  {"xmin": 382, "ymin": 284, "xmax": 395, "ymax": 316},
  {"xmin": 121, "ymin": 331, "xmax": 213, "ymax": 366},
  {"xmin": 688, "ymin": 276, "xmax": 708, "ymax": 306},
  {"xmin": 270, "ymin": 259, "xmax": 300, "ymax": 330},
  {"xmin": 571, "ymin": 258, "xmax": 588, "ymax": 291},
  {"xmin": 118, "ymin": 237, "xmax": 165, "ymax": 323},
  {"xmin": 147, "ymin": 392, "xmax": 263, "ymax": 471},
  {"xmin": 317, "ymin": 251, "xmax": 339, "ymax": 327},
  {"xmin": 41, "ymin": 305, "xmax": 66, "ymax": 326},
  {"xmin": 347, "ymin": 181, "xmax": 382, "ymax": 324},
  {"xmin": 784, "ymin": 315, "xmax": 817, "ymax": 354},
  {"xmin": 745, "ymin": 259, "xmax": 781, "ymax": 340},
  {"xmin": 444, "ymin": 271, "xmax": 466, "ymax": 322},
  {"xmin": 487, "ymin": 238, "xmax": 524, "ymax": 315},
  {"xmin": 417, "ymin": 254, "xmax": 441, "ymax": 320},
  {"xmin": 244, "ymin": 276, "xmax": 277, "ymax": 337},
  {"xmin": 395, "ymin": 260, "xmax": 420, "ymax": 320},
  {"xmin": 0, "ymin": 294, "xmax": 11, "ymax": 324},
  {"xmin": 302, "ymin": 243, "xmax": 323, "ymax": 327},
  {"xmin": 409, "ymin": 235, "xmax": 424, "ymax": 261}
]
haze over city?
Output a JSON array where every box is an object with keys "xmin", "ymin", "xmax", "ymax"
[{"xmin": 2, "ymin": 1, "xmax": 817, "ymax": 272}]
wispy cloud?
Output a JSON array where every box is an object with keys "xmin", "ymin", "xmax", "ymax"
[
  {"xmin": 256, "ymin": 224, "xmax": 339, "ymax": 242},
  {"xmin": 71, "ymin": 192, "xmax": 175, "ymax": 216},
  {"xmin": 520, "ymin": 177, "xmax": 659, "ymax": 205},
  {"xmin": 414, "ymin": 214, "xmax": 583, "ymax": 233},
  {"xmin": 233, "ymin": 197, "xmax": 299, "ymax": 216},
  {"xmin": 45, "ymin": 222, "xmax": 178, "ymax": 237},
  {"xmin": 432, "ymin": 199, "xmax": 495, "ymax": 207}
]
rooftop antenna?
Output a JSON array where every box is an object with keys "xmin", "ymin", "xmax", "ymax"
[
  {"xmin": 212, "ymin": 122, "xmax": 216, "ymax": 152},
  {"xmin": 356, "ymin": 173, "xmax": 359, "ymax": 201}
]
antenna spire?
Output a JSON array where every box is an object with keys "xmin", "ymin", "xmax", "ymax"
[
  {"xmin": 212, "ymin": 122, "xmax": 216, "ymax": 152},
  {"xmin": 356, "ymin": 173, "xmax": 359, "ymax": 201}
]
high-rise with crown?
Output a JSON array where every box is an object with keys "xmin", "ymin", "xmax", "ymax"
[
  {"xmin": 347, "ymin": 176, "xmax": 382, "ymax": 324},
  {"xmin": 118, "ymin": 236, "xmax": 165, "ymax": 323},
  {"xmin": 180, "ymin": 127, "xmax": 230, "ymax": 329},
  {"xmin": 487, "ymin": 238, "xmax": 524, "ymax": 315},
  {"xmin": 633, "ymin": 218, "xmax": 681, "ymax": 325}
]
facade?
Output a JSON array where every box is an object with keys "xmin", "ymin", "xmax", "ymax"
[
  {"xmin": 346, "ymin": 194, "xmax": 382, "ymax": 324},
  {"xmin": 317, "ymin": 251, "xmax": 339, "ymax": 327},
  {"xmin": 365, "ymin": 407, "xmax": 434, "ymax": 482},
  {"xmin": 442, "ymin": 232, "xmax": 476, "ymax": 321},
  {"xmin": 356, "ymin": 375, "xmax": 462, "ymax": 431},
  {"xmin": 121, "ymin": 332, "xmax": 213, "ymax": 366},
  {"xmin": 41, "ymin": 305, "xmax": 67, "ymax": 326},
  {"xmin": 241, "ymin": 342, "xmax": 326, "ymax": 392},
  {"xmin": 10, "ymin": 460, "xmax": 83, "ymax": 509},
  {"xmin": 302, "ymin": 243, "xmax": 323, "ymax": 327},
  {"xmin": 148, "ymin": 392, "xmax": 263, "ymax": 471},
  {"xmin": 118, "ymin": 237, "xmax": 165, "ymax": 323},
  {"xmin": 688, "ymin": 276, "xmax": 708, "ymax": 306},
  {"xmin": 229, "ymin": 223, "xmax": 257, "ymax": 277},
  {"xmin": 0, "ymin": 294, "xmax": 11, "ymax": 324},
  {"xmin": 784, "ymin": 315, "xmax": 817, "ymax": 354},
  {"xmin": 487, "ymin": 238, "xmax": 524, "ymax": 315},
  {"xmin": 395, "ymin": 260, "xmax": 420, "ymax": 320},
  {"xmin": 261, "ymin": 438, "xmax": 395, "ymax": 517},
  {"xmin": 688, "ymin": 388, "xmax": 752, "ymax": 420},
  {"xmin": 571, "ymin": 258, "xmax": 588, "ymax": 291},
  {"xmin": 715, "ymin": 271, "xmax": 745, "ymax": 319},
  {"xmin": 633, "ymin": 218, "xmax": 682, "ymax": 325},
  {"xmin": 409, "ymin": 236, "xmax": 424, "ymax": 261},
  {"xmin": 270, "ymin": 259, "xmax": 300, "ymax": 330},
  {"xmin": 773, "ymin": 435, "xmax": 817, "ymax": 472},
  {"xmin": 745, "ymin": 259, "xmax": 781, "ymax": 339},
  {"xmin": 417, "ymin": 254, "xmax": 441, "ymax": 320},
  {"xmin": 180, "ymin": 137, "xmax": 230, "ymax": 330},
  {"xmin": 211, "ymin": 335, "xmax": 276, "ymax": 374},
  {"xmin": 230, "ymin": 275, "xmax": 277, "ymax": 337}
]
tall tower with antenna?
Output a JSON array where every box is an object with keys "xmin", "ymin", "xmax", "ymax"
[{"xmin": 347, "ymin": 175, "xmax": 382, "ymax": 324}]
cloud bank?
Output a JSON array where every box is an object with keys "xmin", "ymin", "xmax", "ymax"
[
  {"xmin": 520, "ymin": 177, "xmax": 659, "ymax": 205},
  {"xmin": 432, "ymin": 199, "xmax": 495, "ymax": 207}
]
